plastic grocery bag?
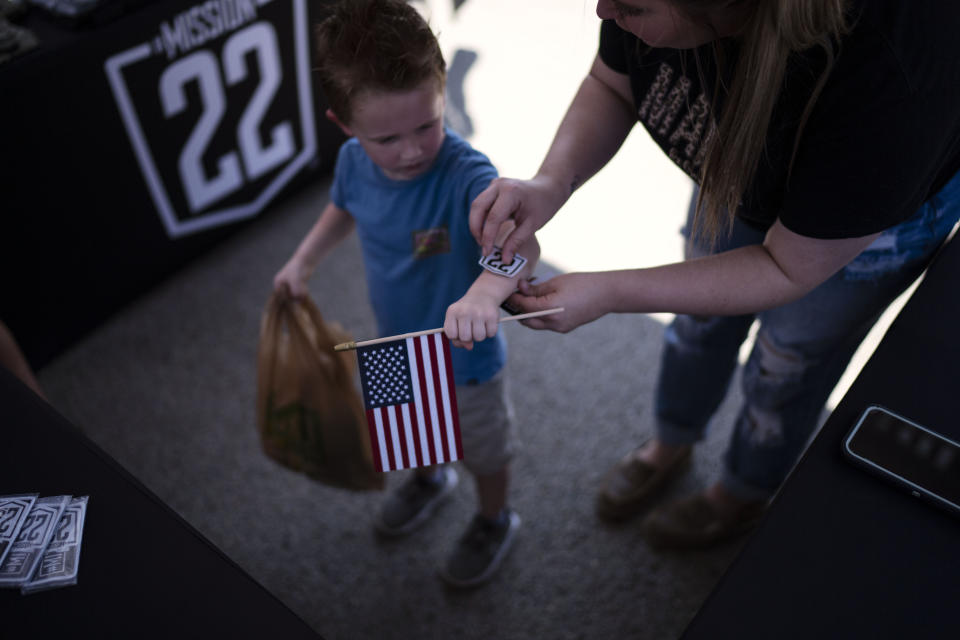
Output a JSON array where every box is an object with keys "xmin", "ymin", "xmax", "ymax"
[{"xmin": 256, "ymin": 292, "xmax": 383, "ymax": 491}]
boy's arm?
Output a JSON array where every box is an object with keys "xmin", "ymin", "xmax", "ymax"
[
  {"xmin": 273, "ymin": 202, "xmax": 355, "ymax": 298},
  {"xmin": 444, "ymin": 222, "xmax": 541, "ymax": 350}
]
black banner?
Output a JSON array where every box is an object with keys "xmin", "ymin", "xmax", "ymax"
[
  {"xmin": 104, "ymin": 0, "xmax": 319, "ymax": 237},
  {"xmin": 1, "ymin": 0, "xmax": 343, "ymax": 368}
]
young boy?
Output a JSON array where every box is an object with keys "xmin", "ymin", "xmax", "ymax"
[{"xmin": 273, "ymin": 0, "xmax": 539, "ymax": 588}]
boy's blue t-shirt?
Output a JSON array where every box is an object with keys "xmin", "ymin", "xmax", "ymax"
[{"xmin": 330, "ymin": 129, "xmax": 506, "ymax": 384}]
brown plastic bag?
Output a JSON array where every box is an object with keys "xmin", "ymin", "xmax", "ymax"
[{"xmin": 256, "ymin": 292, "xmax": 383, "ymax": 491}]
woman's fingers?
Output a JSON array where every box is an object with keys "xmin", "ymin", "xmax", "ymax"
[
  {"xmin": 482, "ymin": 195, "xmax": 521, "ymax": 257},
  {"xmin": 506, "ymin": 279, "xmax": 562, "ymax": 330},
  {"xmin": 469, "ymin": 181, "xmax": 514, "ymax": 256},
  {"xmin": 470, "ymin": 178, "xmax": 530, "ymax": 259},
  {"xmin": 498, "ymin": 216, "xmax": 536, "ymax": 265},
  {"xmin": 468, "ymin": 181, "xmax": 499, "ymax": 245},
  {"xmin": 470, "ymin": 175, "xmax": 564, "ymax": 262}
]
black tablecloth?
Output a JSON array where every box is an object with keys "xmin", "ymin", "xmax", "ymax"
[
  {"xmin": 0, "ymin": 365, "xmax": 322, "ymax": 637},
  {"xmin": 1, "ymin": 0, "xmax": 344, "ymax": 369},
  {"xmin": 683, "ymin": 237, "xmax": 960, "ymax": 639}
]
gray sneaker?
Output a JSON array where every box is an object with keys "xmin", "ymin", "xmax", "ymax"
[
  {"xmin": 375, "ymin": 467, "xmax": 458, "ymax": 536},
  {"xmin": 440, "ymin": 509, "xmax": 521, "ymax": 588}
]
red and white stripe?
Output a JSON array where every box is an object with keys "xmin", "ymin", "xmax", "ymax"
[{"xmin": 365, "ymin": 333, "xmax": 462, "ymax": 472}]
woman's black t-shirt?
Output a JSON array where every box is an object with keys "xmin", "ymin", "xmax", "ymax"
[{"xmin": 599, "ymin": 0, "xmax": 960, "ymax": 238}]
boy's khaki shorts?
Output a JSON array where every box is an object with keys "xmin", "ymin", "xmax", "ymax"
[{"xmin": 456, "ymin": 371, "xmax": 516, "ymax": 476}]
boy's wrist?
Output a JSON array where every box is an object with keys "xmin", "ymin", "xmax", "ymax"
[
  {"xmin": 291, "ymin": 251, "xmax": 319, "ymax": 275},
  {"xmin": 460, "ymin": 286, "xmax": 502, "ymax": 309}
]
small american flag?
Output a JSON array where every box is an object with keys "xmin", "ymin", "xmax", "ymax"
[{"xmin": 357, "ymin": 333, "xmax": 462, "ymax": 472}]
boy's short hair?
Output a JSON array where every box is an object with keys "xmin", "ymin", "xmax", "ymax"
[{"xmin": 315, "ymin": 0, "xmax": 446, "ymax": 124}]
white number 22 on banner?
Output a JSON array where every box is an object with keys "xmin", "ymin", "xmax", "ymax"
[
  {"xmin": 160, "ymin": 22, "xmax": 294, "ymax": 212},
  {"xmin": 105, "ymin": 0, "xmax": 317, "ymax": 239}
]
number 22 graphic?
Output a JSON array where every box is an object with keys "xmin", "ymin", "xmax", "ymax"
[{"xmin": 159, "ymin": 22, "xmax": 295, "ymax": 212}]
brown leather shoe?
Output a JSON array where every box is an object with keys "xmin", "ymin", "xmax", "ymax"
[
  {"xmin": 595, "ymin": 444, "xmax": 692, "ymax": 522},
  {"xmin": 639, "ymin": 492, "xmax": 767, "ymax": 550}
]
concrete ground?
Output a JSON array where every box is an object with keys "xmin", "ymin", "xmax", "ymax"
[{"xmin": 33, "ymin": 1, "xmax": 905, "ymax": 638}]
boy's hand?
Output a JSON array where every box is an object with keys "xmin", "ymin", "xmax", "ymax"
[
  {"xmin": 444, "ymin": 292, "xmax": 501, "ymax": 350},
  {"xmin": 273, "ymin": 259, "xmax": 312, "ymax": 299}
]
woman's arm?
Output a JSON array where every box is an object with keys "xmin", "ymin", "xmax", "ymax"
[
  {"xmin": 510, "ymin": 221, "xmax": 881, "ymax": 332},
  {"xmin": 469, "ymin": 54, "xmax": 638, "ymax": 262}
]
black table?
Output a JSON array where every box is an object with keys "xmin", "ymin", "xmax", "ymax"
[
  {"xmin": 683, "ymin": 237, "xmax": 960, "ymax": 639},
  {"xmin": 0, "ymin": 366, "xmax": 322, "ymax": 638}
]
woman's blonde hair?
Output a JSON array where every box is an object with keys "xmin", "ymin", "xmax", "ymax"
[{"xmin": 676, "ymin": 0, "xmax": 849, "ymax": 242}]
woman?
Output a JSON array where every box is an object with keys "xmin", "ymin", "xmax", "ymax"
[{"xmin": 470, "ymin": 0, "xmax": 960, "ymax": 548}]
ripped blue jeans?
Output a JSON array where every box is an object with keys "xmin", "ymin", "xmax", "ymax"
[{"xmin": 656, "ymin": 170, "xmax": 960, "ymax": 500}]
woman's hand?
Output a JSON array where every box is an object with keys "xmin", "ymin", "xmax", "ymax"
[
  {"xmin": 506, "ymin": 273, "xmax": 612, "ymax": 333},
  {"xmin": 469, "ymin": 174, "xmax": 568, "ymax": 264}
]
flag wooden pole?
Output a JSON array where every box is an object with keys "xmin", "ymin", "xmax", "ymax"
[{"xmin": 333, "ymin": 307, "xmax": 565, "ymax": 352}]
